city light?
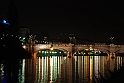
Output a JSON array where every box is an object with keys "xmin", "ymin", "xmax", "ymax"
[
  {"xmin": 3, "ymin": 20, "xmax": 6, "ymax": 24},
  {"xmin": 22, "ymin": 45, "xmax": 26, "ymax": 49},
  {"xmin": 1, "ymin": 20, "xmax": 9, "ymax": 25},
  {"xmin": 110, "ymin": 37, "xmax": 114, "ymax": 44},
  {"xmin": 50, "ymin": 47, "xmax": 53, "ymax": 50},
  {"xmin": 23, "ymin": 37, "xmax": 25, "ymax": 40}
]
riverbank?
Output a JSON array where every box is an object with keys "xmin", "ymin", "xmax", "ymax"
[
  {"xmin": 1, "ymin": 46, "xmax": 32, "ymax": 61},
  {"xmin": 0, "ymin": 35, "xmax": 32, "ymax": 62}
]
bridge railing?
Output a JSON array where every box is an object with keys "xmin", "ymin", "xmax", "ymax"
[
  {"xmin": 75, "ymin": 44, "xmax": 109, "ymax": 47},
  {"xmin": 52, "ymin": 44, "xmax": 74, "ymax": 47}
]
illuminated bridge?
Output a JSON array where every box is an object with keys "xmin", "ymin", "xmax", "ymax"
[{"xmin": 23, "ymin": 43, "xmax": 124, "ymax": 58}]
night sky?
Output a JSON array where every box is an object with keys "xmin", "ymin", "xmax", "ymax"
[{"xmin": 0, "ymin": 0, "xmax": 124, "ymax": 44}]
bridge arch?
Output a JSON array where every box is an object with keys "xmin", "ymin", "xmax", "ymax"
[
  {"xmin": 72, "ymin": 47, "xmax": 109, "ymax": 55},
  {"xmin": 29, "ymin": 44, "xmax": 124, "ymax": 58},
  {"xmin": 115, "ymin": 49, "xmax": 124, "ymax": 54},
  {"xmin": 95, "ymin": 48, "xmax": 110, "ymax": 54},
  {"xmin": 33, "ymin": 48, "xmax": 69, "ymax": 58},
  {"xmin": 33, "ymin": 44, "xmax": 73, "ymax": 57}
]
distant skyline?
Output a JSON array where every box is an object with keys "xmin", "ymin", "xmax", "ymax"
[{"xmin": 0, "ymin": 0, "xmax": 123, "ymax": 44}]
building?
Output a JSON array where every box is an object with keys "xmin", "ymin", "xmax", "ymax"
[
  {"xmin": 0, "ymin": 20, "xmax": 10, "ymax": 37},
  {"xmin": 18, "ymin": 27, "xmax": 30, "ymax": 44},
  {"xmin": 18, "ymin": 27, "xmax": 30, "ymax": 37}
]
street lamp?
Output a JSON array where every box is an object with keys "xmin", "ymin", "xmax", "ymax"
[
  {"xmin": 110, "ymin": 37, "xmax": 114, "ymax": 44},
  {"xmin": 73, "ymin": 37, "xmax": 76, "ymax": 44},
  {"xmin": 69, "ymin": 37, "xmax": 72, "ymax": 43},
  {"xmin": 50, "ymin": 47, "xmax": 53, "ymax": 50}
]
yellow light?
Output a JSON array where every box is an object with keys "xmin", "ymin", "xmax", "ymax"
[
  {"xmin": 22, "ymin": 45, "xmax": 26, "ymax": 49},
  {"xmin": 50, "ymin": 47, "xmax": 53, "ymax": 50},
  {"xmin": 85, "ymin": 49, "xmax": 88, "ymax": 50},
  {"xmin": 90, "ymin": 48, "xmax": 93, "ymax": 50}
]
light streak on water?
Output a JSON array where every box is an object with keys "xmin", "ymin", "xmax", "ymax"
[{"xmin": 1, "ymin": 55, "xmax": 124, "ymax": 83}]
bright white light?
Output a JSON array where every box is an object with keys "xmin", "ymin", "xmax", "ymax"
[
  {"xmin": 22, "ymin": 45, "xmax": 26, "ymax": 49},
  {"xmin": 23, "ymin": 37, "xmax": 25, "ymax": 40},
  {"xmin": 3, "ymin": 20, "xmax": 6, "ymax": 23},
  {"xmin": 42, "ymin": 51, "xmax": 44, "ymax": 53}
]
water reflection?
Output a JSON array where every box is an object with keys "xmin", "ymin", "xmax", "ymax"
[
  {"xmin": 0, "ymin": 59, "xmax": 20, "ymax": 83},
  {"xmin": 0, "ymin": 55, "xmax": 124, "ymax": 83}
]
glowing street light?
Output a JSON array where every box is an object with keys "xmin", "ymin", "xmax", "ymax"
[
  {"xmin": 22, "ymin": 45, "xmax": 26, "ymax": 49},
  {"xmin": 69, "ymin": 37, "xmax": 72, "ymax": 43},
  {"xmin": 2, "ymin": 20, "xmax": 9, "ymax": 25},
  {"xmin": 110, "ymin": 37, "xmax": 114, "ymax": 44},
  {"xmin": 3, "ymin": 20, "xmax": 6, "ymax": 24},
  {"xmin": 50, "ymin": 47, "xmax": 53, "ymax": 50}
]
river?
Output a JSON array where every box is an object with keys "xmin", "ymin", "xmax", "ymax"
[{"xmin": 0, "ymin": 55, "xmax": 124, "ymax": 83}]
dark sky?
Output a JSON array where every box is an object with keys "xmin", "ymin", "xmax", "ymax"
[{"xmin": 0, "ymin": 0, "xmax": 124, "ymax": 44}]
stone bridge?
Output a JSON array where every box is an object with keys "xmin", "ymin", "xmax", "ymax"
[{"xmin": 31, "ymin": 44, "xmax": 124, "ymax": 56}]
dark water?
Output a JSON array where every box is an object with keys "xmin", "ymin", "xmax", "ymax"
[{"xmin": 1, "ymin": 55, "xmax": 124, "ymax": 83}]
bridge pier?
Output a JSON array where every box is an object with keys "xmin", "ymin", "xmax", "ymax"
[
  {"xmin": 67, "ymin": 52, "xmax": 73, "ymax": 58},
  {"xmin": 33, "ymin": 52, "xmax": 37, "ymax": 59},
  {"xmin": 109, "ymin": 52, "xmax": 116, "ymax": 58}
]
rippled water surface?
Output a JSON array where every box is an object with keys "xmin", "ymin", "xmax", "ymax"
[{"xmin": 1, "ymin": 55, "xmax": 124, "ymax": 83}]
